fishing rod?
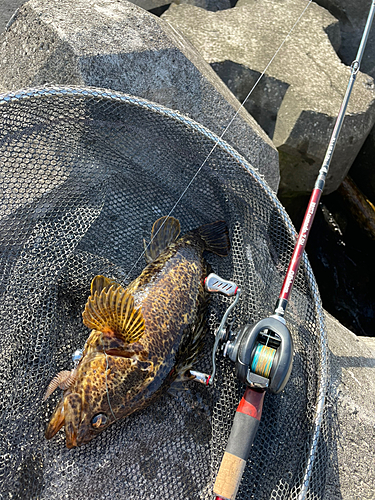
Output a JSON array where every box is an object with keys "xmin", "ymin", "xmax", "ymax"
[{"xmin": 193, "ymin": 2, "xmax": 375, "ymax": 499}]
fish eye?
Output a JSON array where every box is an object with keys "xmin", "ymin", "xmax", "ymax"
[{"xmin": 91, "ymin": 413, "xmax": 108, "ymax": 429}]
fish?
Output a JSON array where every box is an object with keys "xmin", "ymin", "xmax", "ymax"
[{"xmin": 44, "ymin": 216, "xmax": 230, "ymax": 448}]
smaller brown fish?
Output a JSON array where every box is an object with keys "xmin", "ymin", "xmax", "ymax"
[{"xmin": 44, "ymin": 216, "xmax": 230, "ymax": 448}]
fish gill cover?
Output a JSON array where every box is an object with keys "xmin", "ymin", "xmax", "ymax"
[{"xmin": 0, "ymin": 87, "xmax": 328, "ymax": 500}]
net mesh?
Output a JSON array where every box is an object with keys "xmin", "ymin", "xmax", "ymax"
[{"xmin": 0, "ymin": 87, "xmax": 328, "ymax": 500}]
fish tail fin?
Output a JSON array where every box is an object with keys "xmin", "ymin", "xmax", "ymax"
[
  {"xmin": 145, "ymin": 216, "xmax": 181, "ymax": 263},
  {"xmin": 195, "ymin": 220, "xmax": 230, "ymax": 257}
]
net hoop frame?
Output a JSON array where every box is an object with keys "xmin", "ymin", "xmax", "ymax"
[{"xmin": 0, "ymin": 85, "xmax": 329, "ymax": 500}]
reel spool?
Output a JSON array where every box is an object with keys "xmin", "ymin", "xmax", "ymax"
[{"xmin": 250, "ymin": 344, "xmax": 276, "ymax": 379}]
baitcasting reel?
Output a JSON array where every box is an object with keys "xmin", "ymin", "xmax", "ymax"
[
  {"xmin": 225, "ymin": 315, "xmax": 293, "ymax": 394},
  {"xmin": 192, "ymin": 273, "xmax": 294, "ymax": 500},
  {"xmin": 192, "ymin": 273, "xmax": 293, "ymax": 393}
]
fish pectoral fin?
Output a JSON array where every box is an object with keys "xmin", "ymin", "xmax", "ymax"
[
  {"xmin": 168, "ymin": 371, "xmax": 194, "ymax": 396},
  {"xmin": 45, "ymin": 398, "xmax": 65, "ymax": 440},
  {"xmin": 145, "ymin": 216, "xmax": 180, "ymax": 262},
  {"xmin": 168, "ymin": 306, "xmax": 208, "ymax": 395},
  {"xmin": 82, "ymin": 284, "xmax": 145, "ymax": 344},
  {"xmin": 90, "ymin": 275, "xmax": 120, "ymax": 296}
]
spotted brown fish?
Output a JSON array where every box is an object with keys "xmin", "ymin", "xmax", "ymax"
[{"xmin": 44, "ymin": 216, "xmax": 230, "ymax": 448}]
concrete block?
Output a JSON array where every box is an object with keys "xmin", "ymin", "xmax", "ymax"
[
  {"xmin": 314, "ymin": 0, "xmax": 375, "ymax": 79},
  {"xmin": 0, "ymin": 0, "xmax": 280, "ymax": 192},
  {"xmin": 349, "ymin": 123, "xmax": 375, "ymax": 205},
  {"xmin": 324, "ymin": 312, "xmax": 375, "ymax": 500},
  {"xmin": 162, "ymin": 0, "xmax": 375, "ymax": 196},
  {"xmin": 360, "ymin": 336, "xmax": 375, "ymax": 355},
  {"xmin": 128, "ymin": 0, "xmax": 232, "ymax": 12}
]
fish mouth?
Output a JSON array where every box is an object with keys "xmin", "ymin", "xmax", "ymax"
[
  {"xmin": 45, "ymin": 399, "xmax": 65, "ymax": 440},
  {"xmin": 63, "ymin": 393, "xmax": 83, "ymax": 448},
  {"xmin": 45, "ymin": 392, "xmax": 83, "ymax": 448},
  {"xmin": 65, "ymin": 419, "xmax": 78, "ymax": 449}
]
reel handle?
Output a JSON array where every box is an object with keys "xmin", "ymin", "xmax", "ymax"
[
  {"xmin": 213, "ymin": 388, "xmax": 265, "ymax": 500},
  {"xmin": 204, "ymin": 273, "xmax": 239, "ymax": 297}
]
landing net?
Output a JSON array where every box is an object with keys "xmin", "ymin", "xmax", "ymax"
[{"xmin": 0, "ymin": 87, "xmax": 328, "ymax": 500}]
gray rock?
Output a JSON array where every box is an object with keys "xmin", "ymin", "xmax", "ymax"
[
  {"xmin": 0, "ymin": 0, "xmax": 27, "ymax": 35},
  {"xmin": 162, "ymin": 0, "xmax": 375, "ymax": 196},
  {"xmin": 128, "ymin": 0, "xmax": 232, "ymax": 12},
  {"xmin": 314, "ymin": 0, "xmax": 375, "ymax": 79},
  {"xmin": 0, "ymin": 0, "xmax": 280, "ymax": 192},
  {"xmin": 324, "ymin": 312, "xmax": 375, "ymax": 500},
  {"xmin": 125, "ymin": 0, "xmax": 170, "ymax": 11},
  {"xmin": 348, "ymin": 123, "xmax": 375, "ymax": 205}
]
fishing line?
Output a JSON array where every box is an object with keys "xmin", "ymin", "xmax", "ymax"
[
  {"xmin": 124, "ymin": 0, "xmax": 313, "ymax": 282},
  {"xmin": 109, "ymin": 0, "xmax": 313, "ymax": 425}
]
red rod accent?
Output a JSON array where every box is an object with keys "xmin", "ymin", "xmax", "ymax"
[
  {"xmin": 279, "ymin": 186, "xmax": 323, "ymax": 302},
  {"xmin": 236, "ymin": 388, "xmax": 265, "ymax": 420}
]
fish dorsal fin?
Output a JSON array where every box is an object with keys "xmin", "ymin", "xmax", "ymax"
[
  {"xmin": 82, "ymin": 284, "xmax": 145, "ymax": 344},
  {"xmin": 90, "ymin": 275, "xmax": 120, "ymax": 296},
  {"xmin": 144, "ymin": 216, "xmax": 180, "ymax": 263}
]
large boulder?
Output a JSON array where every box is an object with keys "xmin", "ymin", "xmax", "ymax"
[
  {"xmin": 348, "ymin": 124, "xmax": 375, "ymax": 205},
  {"xmin": 0, "ymin": 0, "xmax": 280, "ymax": 192},
  {"xmin": 314, "ymin": 0, "xmax": 375, "ymax": 79},
  {"xmin": 162, "ymin": 0, "xmax": 375, "ymax": 197},
  {"xmin": 127, "ymin": 0, "xmax": 233, "ymax": 12},
  {"xmin": 324, "ymin": 312, "xmax": 375, "ymax": 500}
]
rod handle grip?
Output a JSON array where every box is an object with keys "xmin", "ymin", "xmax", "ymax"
[
  {"xmin": 213, "ymin": 389, "xmax": 264, "ymax": 500},
  {"xmin": 213, "ymin": 451, "xmax": 247, "ymax": 500}
]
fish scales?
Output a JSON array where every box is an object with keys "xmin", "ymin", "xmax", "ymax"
[{"xmin": 44, "ymin": 216, "xmax": 230, "ymax": 448}]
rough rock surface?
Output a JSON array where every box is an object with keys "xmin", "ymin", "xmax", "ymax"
[
  {"xmin": 128, "ymin": 0, "xmax": 232, "ymax": 12},
  {"xmin": 348, "ymin": 124, "xmax": 375, "ymax": 205},
  {"xmin": 360, "ymin": 335, "xmax": 375, "ymax": 354},
  {"xmin": 324, "ymin": 312, "xmax": 375, "ymax": 500},
  {"xmin": 0, "ymin": 0, "xmax": 280, "ymax": 192},
  {"xmin": 162, "ymin": 0, "xmax": 375, "ymax": 196},
  {"xmin": 0, "ymin": 0, "xmax": 26, "ymax": 34},
  {"xmin": 314, "ymin": 0, "xmax": 375, "ymax": 79}
]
